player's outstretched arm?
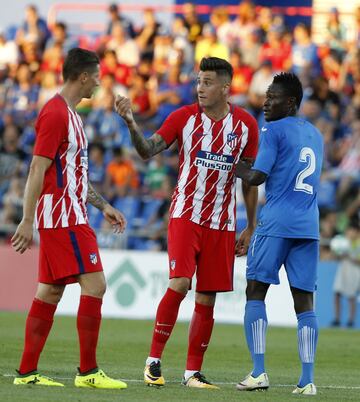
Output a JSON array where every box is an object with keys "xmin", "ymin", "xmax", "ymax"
[
  {"xmin": 235, "ymin": 160, "xmax": 267, "ymax": 186},
  {"xmin": 11, "ymin": 155, "xmax": 52, "ymax": 254},
  {"xmin": 114, "ymin": 95, "xmax": 167, "ymax": 160},
  {"xmin": 87, "ymin": 182, "xmax": 126, "ymax": 234}
]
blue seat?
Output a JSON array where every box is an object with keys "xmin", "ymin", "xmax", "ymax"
[
  {"xmin": 113, "ymin": 196, "xmax": 141, "ymax": 229},
  {"xmin": 87, "ymin": 204, "xmax": 104, "ymax": 229},
  {"xmin": 137, "ymin": 198, "xmax": 163, "ymax": 226}
]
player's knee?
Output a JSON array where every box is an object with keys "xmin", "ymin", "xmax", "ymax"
[
  {"xmin": 246, "ymin": 280, "xmax": 268, "ymax": 300},
  {"xmin": 36, "ymin": 284, "xmax": 65, "ymax": 304},
  {"xmin": 195, "ymin": 291, "xmax": 216, "ymax": 306},
  {"xmin": 169, "ymin": 277, "xmax": 190, "ymax": 295},
  {"xmin": 85, "ymin": 281, "xmax": 106, "ymax": 298}
]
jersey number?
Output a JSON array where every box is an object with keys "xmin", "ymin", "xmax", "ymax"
[{"xmin": 294, "ymin": 147, "xmax": 316, "ymax": 194}]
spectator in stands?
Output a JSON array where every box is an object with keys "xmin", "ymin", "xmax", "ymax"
[
  {"xmin": 128, "ymin": 72, "xmax": 156, "ymax": 120},
  {"xmin": 331, "ymin": 221, "xmax": 360, "ymax": 328},
  {"xmin": 37, "ymin": 71, "xmax": 60, "ymax": 108},
  {"xmin": 88, "ymin": 143, "xmax": 107, "ymax": 195},
  {"xmin": 291, "ymin": 23, "xmax": 321, "ymax": 84},
  {"xmin": 153, "ymin": 27, "xmax": 174, "ymax": 76},
  {"xmin": 86, "ymin": 90, "xmax": 130, "ymax": 148},
  {"xmin": 41, "ymin": 43, "xmax": 64, "ymax": 80},
  {"xmin": 152, "ymin": 64, "xmax": 193, "ymax": 126},
  {"xmin": 182, "ymin": 2, "xmax": 204, "ymax": 46},
  {"xmin": 105, "ymin": 146, "xmax": 139, "ymax": 199},
  {"xmin": 136, "ymin": 8, "xmax": 161, "ymax": 61},
  {"xmin": 0, "ymin": 29, "xmax": 19, "ymax": 81},
  {"xmin": 325, "ymin": 7, "xmax": 347, "ymax": 62},
  {"xmin": 230, "ymin": 0, "xmax": 258, "ymax": 47},
  {"xmin": 0, "ymin": 175, "xmax": 24, "ymax": 225},
  {"xmin": 210, "ymin": 6, "xmax": 233, "ymax": 49},
  {"xmin": 309, "ymin": 76, "xmax": 342, "ymax": 125},
  {"xmin": 195, "ymin": 23, "xmax": 229, "ymax": 65},
  {"xmin": 46, "ymin": 22, "xmax": 78, "ymax": 55},
  {"xmin": 4, "ymin": 62, "xmax": 39, "ymax": 127},
  {"xmin": 247, "ymin": 60, "xmax": 274, "ymax": 118},
  {"xmin": 229, "ymin": 49, "xmax": 253, "ymax": 106},
  {"xmin": 320, "ymin": 210, "xmax": 339, "ymax": 259},
  {"xmin": 16, "ymin": 4, "xmax": 50, "ymax": 53},
  {"xmin": 259, "ymin": 25, "xmax": 291, "ymax": 72},
  {"xmin": 144, "ymin": 153, "xmax": 169, "ymax": 198},
  {"xmin": 100, "ymin": 49, "xmax": 133, "ymax": 88},
  {"xmin": 92, "ymin": 72, "xmax": 126, "ymax": 110},
  {"xmin": 239, "ymin": 27, "xmax": 262, "ymax": 70},
  {"xmin": 21, "ymin": 41, "xmax": 41, "ymax": 75},
  {"xmin": 106, "ymin": 21, "xmax": 139, "ymax": 67},
  {"xmin": 170, "ymin": 17, "xmax": 194, "ymax": 80},
  {"xmin": 106, "ymin": 3, "xmax": 135, "ymax": 39},
  {"xmin": 0, "ymin": 124, "xmax": 27, "ymax": 196}
]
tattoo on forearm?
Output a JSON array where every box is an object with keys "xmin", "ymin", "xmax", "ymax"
[
  {"xmin": 87, "ymin": 182, "xmax": 107, "ymax": 211},
  {"xmin": 128, "ymin": 122, "xmax": 166, "ymax": 159}
]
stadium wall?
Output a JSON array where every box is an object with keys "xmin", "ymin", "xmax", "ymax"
[{"xmin": 1, "ymin": 245, "xmax": 359, "ymax": 328}]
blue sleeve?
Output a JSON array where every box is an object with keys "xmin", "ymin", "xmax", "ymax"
[{"xmin": 253, "ymin": 125, "xmax": 278, "ymax": 175}]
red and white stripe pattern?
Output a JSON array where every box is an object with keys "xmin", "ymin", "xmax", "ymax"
[
  {"xmin": 159, "ymin": 104, "xmax": 257, "ymax": 232},
  {"xmin": 35, "ymin": 96, "xmax": 88, "ymax": 229}
]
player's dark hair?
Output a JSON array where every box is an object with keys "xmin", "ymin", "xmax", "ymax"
[
  {"xmin": 200, "ymin": 57, "xmax": 233, "ymax": 81},
  {"xmin": 273, "ymin": 72, "xmax": 303, "ymax": 108},
  {"xmin": 62, "ymin": 48, "xmax": 99, "ymax": 82}
]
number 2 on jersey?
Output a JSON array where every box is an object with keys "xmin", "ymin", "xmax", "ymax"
[{"xmin": 294, "ymin": 147, "xmax": 316, "ymax": 194}]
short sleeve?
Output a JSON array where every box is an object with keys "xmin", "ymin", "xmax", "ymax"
[
  {"xmin": 253, "ymin": 125, "xmax": 278, "ymax": 175},
  {"xmin": 241, "ymin": 114, "xmax": 259, "ymax": 159},
  {"xmin": 33, "ymin": 105, "xmax": 68, "ymax": 160},
  {"xmin": 156, "ymin": 108, "xmax": 186, "ymax": 146}
]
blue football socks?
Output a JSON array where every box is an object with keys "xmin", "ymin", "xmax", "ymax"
[
  {"xmin": 296, "ymin": 310, "xmax": 318, "ymax": 387},
  {"xmin": 244, "ymin": 300, "xmax": 268, "ymax": 377}
]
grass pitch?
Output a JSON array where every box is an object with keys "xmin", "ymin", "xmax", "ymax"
[{"xmin": 0, "ymin": 311, "xmax": 359, "ymax": 401}]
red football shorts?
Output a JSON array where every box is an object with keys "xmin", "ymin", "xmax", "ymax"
[
  {"xmin": 167, "ymin": 218, "xmax": 235, "ymax": 292},
  {"xmin": 38, "ymin": 224, "xmax": 103, "ymax": 285}
]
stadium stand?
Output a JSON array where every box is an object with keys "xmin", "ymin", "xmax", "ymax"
[{"xmin": 0, "ymin": 2, "xmax": 358, "ymax": 256}]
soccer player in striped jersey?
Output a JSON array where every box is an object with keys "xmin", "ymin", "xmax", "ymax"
[
  {"xmin": 11, "ymin": 48, "xmax": 127, "ymax": 389},
  {"xmin": 235, "ymin": 73, "xmax": 323, "ymax": 395},
  {"xmin": 115, "ymin": 57, "xmax": 259, "ymax": 388}
]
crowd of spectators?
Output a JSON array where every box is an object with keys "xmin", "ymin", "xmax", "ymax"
[{"xmin": 0, "ymin": 2, "xmax": 359, "ymax": 255}]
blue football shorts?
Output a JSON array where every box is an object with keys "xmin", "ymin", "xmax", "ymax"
[{"xmin": 246, "ymin": 234, "xmax": 319, "ymax": 292}]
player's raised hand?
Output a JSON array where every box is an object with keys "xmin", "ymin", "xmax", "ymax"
[
  {"xmin": 102, "ymin": 204, "xmax": 127, "ymax": 234},
  {"xmin": 114, "ymin": 95, "xmax": 134, "ymax": 124},
  {"xmin": 11, "ymin": 220, "xmax": 33, "ymax": 254}
]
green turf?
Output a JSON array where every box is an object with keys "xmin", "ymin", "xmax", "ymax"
[{"xmin": 0, "ymin": 311, "xmax": 359, "ymax": 401}]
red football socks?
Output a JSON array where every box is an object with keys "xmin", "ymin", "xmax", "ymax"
[
  {"xmin": 77, "ymin": 295, "xmax": 102, "ymax": 373},
  {"xmin": 186, "ymin": 302, "xmax": 214, "ymax": 371},
  {"xmin": 18, "ymin": 298, "xmax": 57, "ymax": 374},
  {"xmin": 149, "ymin": 288, "xmax": 185, "ymax": 358}
]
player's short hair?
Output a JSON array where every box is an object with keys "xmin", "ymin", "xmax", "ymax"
[
  {"xmin": 200, "ymin": 57, "xmax": 233, "ymax": 81},
  {"xmin": 62, "ymin": 48, "xmax": 100, "ymax": 82},
  {"xmin": 273, "ymin": 72, "xmax": 303, "ymax": 108}
]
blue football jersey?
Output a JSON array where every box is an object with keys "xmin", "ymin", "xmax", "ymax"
[{"xmin": 253, "ymin": 116, "xmax": 324, "ymax": 239}]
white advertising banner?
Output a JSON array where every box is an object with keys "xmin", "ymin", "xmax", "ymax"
[{"xmin": 57, "ymin": 250, "xmax": 296, "ymax": 327}]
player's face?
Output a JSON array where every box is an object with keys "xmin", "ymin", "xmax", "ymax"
[
  {"xmin": 197, "ymin": 71, "xmax": 228, "ymax": 109},
  {"xmin": 82, "ymin": 65, "xmax": 100, "ymax": 98},
  {"xmin": 263, "ymin": 83, "xmax": 292, "ymax": 122}
]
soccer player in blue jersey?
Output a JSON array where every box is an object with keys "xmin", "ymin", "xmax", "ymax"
[{"xmin": 235, "ymin": 72, "xmax": 324, "ymax": 395}]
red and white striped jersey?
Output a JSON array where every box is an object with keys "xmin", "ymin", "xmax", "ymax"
[
  {"xmin": 34, "ymin": 94, "xmax": 89, "ymax": 229},
  {"xmin": 157, "ymin": 103, "xmax": 258, "ymax": 232}
]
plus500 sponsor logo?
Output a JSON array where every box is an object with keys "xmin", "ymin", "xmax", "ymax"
[{"xmin": 195, "ymin": 150, "xmax": 234, "ymax": 171}]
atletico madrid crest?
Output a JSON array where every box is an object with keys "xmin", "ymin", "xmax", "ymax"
[
  {"xmin": 89, "ymin": 253, "xmax": 98, "ymax": 265},
  {"xmin": 226, "ymin": 132, "xmax": 238, "ymax": 149}
]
